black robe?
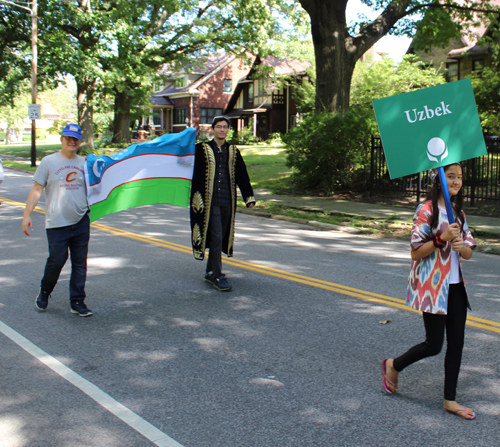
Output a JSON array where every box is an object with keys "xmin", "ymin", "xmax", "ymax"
[{"xmin": 190, "ymin": 140, "xmax": 255, "ymax": 260}]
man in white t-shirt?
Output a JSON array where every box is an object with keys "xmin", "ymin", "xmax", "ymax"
[{"xmin": 22, "ymin": 124, "xmax": 93, "ymax": 316}]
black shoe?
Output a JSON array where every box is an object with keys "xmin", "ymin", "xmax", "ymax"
[
  {"xmin": 35, "ymin": 289, "xmax": 50, "ymax": 311},
  {"xmin": 204, "ymin": 271, "xmax": 216, "ymax": 285},
  {"xmin": 70, "ymin": 301, "xmax": 93, "ymax": 317},
  {"xmin": 213, "ymin": 275, "xmax": 232, "ymax": 291}
]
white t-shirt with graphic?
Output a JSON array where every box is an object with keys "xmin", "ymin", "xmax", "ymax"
[{"xmin": 33, "ymin": 153, "xmax": 88, "ymax": 229}]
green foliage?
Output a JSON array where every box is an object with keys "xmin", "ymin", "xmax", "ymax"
[
  {"xmin": 283, "ymin": 108, "xmax": 377, "ymax": 194},
  {"xmin": 291, "ymin": 77, "xmax": 316, "ymax": 115},
  {"xmin": 228, "ymin": 126, "xmax": 257, "ymax": 145},
  {"xmin": 0, "ymin": 5, "xmax": 31, "ymax": 106},
  {"xmin": 265, "ymin": 132, "xmax": 284, "ymax": 146},
  {"xmin": 0, "ymin": 92, "xmax": 30, "ymax": 137},
  {"xmin": 470, "ymin": 68, "xmax": 500, "ymax": 135},
  {"xmin": 411, "ymin": 6, "xmax": 462, "ymax": 52},
  {"xmin": 48, "ymin": 120, "xmax": 68, "ymax": 135},
  {"xmin": 283, "ymin": 54, "xmax": 446, "ymax": 194},
  {"xmin": 350, "ymin": 55, "xmax": 445, "ymax": 108},
  {"xmin": 36, "ymin": 129, "xmax": 48, "ymax": 140}
]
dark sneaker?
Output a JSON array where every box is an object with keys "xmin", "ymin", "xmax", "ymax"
[
  {"xmin": 213, "ymin": 275, "xmax": 232, "ymax": 291},
  {"xmin": 35, "ymin": 289, "xmax": 50, "ymax": 311},
  {"xmin": 204, "ymin": 271, "xmax": 216, "ymax": 285},
  {"xmin": 70, "ymin": 301, "xmax": 93, "ymax": 317}
]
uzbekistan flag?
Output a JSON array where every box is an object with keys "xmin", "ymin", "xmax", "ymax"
[{"xmin": 84, "ymin": 127, "xmax": 195, "ymax": 222}]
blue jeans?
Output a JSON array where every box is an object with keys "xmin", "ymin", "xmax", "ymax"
[{"xmin": 41, "ymin": 213, "xmax": 90, "ymax": 301}]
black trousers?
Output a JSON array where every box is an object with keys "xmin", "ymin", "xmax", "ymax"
[
  {"xmin": 206, "ymin": 205, "xmax": 231, "ymax": 279},
  {"xmin": 393, "ymin": 282, "xmax": 468, "ymax": 401}
]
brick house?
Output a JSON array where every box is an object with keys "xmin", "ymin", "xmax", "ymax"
[
  {"xmin": 224, "ymin": 55, "xmax": 309, "ymax": 141},
  {"xmin": 408, "ymin": 0, "xmax": 500, "ymax": 82},
  {"xmin": 143, "ymin": 53, "xmax": 253, "ymax": 138}
]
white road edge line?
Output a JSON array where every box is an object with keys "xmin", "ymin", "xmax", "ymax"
[{"xmin": 0, "ymin": 320, "xmax": 184, "ymax": 447}]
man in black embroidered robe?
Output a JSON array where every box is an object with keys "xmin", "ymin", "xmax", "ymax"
[{"xmin": 190, "ymin": 116, "xmax": 255, "ymax": 291}]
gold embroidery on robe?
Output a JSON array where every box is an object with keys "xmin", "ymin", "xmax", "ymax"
[
  {"xmin": 192, "ymin": 191, "xmax": 204, "ymax": 214},
  {"xmin": 192, "ymin": 223, "xmax": 202, "ymax": 247}
]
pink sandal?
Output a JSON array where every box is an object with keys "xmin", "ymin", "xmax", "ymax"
[{"xmin": 381, "ymin": 359, "xmax": 397, "ymax": 394}]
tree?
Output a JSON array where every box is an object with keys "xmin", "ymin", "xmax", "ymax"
[
  {"xmin": 0, "ymin": 3, "xmax": 31, "ymax": 106},
  {"xmin": 101, "ymin": 0, "xmax": 305, "ymax": 143},
  {"xmin": 470, "ymin": 68, "xmax": 500, "ymax": 134},
  {"xmin": 33, "ymin": 0, "xmax": 304, "ymax": 146},
  {"xmin": 0, "ymin": 91, "xmax": 30, "ymax": 144},
  {"xmin": 38, "ymin": 0, "xmax": 112, "ymax": 150},
  {"xmin": 297, "ymin": 0, "xmax": 500, "ymax": 114},
  {"xmin": 283, "ymin": 54, "xmax": 446, "ymax": 193},
  {"xmin": 350, "ymin": 54, "xmax": 445, "ymax": 108}
]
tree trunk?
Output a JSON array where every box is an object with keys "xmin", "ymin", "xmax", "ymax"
[
  {"xmin": 112, "ymin": 90, "xmax": 132, "ymax": 144},
  {"xmin": 5, "ymin": 127, "xmax": 16, "ymax": 144},
  {"xmin": 300, "ymin": 0, "xmax": 359, "ymax": 114},
  {"xmin": 77, "ymin": 81, "xmax": 95, "ymax": 152}
]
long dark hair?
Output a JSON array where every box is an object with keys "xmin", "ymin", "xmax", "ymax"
[{"xmin": 426, "ymin": 163, "xmax": 464, "ymax": 230}]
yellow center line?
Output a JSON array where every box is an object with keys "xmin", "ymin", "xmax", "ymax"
[{"xmin": 3, "ymin": 196, "xmax": 500, "ymax": 334}]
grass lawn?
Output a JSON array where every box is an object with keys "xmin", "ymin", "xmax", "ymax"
[
  {"xmin": 237, "ymin": 144, "xmax": 292, "ymax": 192},
  {"xmin": 0, "ymin": 142, "xmax": 61, "ymax": 159},
  {"xmin": 1, "ymin": 141, "xmax": 294, "ymax": 188},
  {"xmin": 0, "ymin": 142, "xmax": 62, "ymax": 172}
]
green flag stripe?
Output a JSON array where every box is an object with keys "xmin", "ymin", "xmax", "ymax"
[{"xmin": 89, "ymin": 178, "xmax": 191, "ymax": 222}]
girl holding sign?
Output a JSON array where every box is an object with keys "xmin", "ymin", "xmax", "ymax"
[{"xmin": 381, "ymin": 162, "xmax": 477, "ymax": 420}]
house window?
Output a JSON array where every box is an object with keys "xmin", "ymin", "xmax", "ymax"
[
  {"xmin": 258, "ymin": 79, "xmax": 269, "ymax": 96},
  {"xmin": 152, "ymin": 110, "xmax": 161, "ymax": 125},
  {"xmin": 446, "ymin": 62, "xmax": 458, "ymax": 82},
  {"xmin": 174, "ymin": 77, "xmax": 185, "ymax": 88},
  {"xmin": 473, "ymin": 59, "xmax": 484, "ymax": 72},
  {"xmin": 153, "ymin": 82, "xmax": 163, "ymax": 92},
  {"xmin": 200, "ymin": 108, "xmax": 223, "ymax": 124},
  {"xmin": 247, "ymin": 83, "xmax": 254, "ymax": 103},
  {"xmin": 174, "ymin": 108, "xmax": 187, "ymax": 124},
  {"xmin": 223, "ymin": 79, "xmax": 232, "ymax": 92}
]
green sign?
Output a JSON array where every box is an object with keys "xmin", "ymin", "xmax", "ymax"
[{"xmin": 373, "ymin": 78, "xmax": 487, "ymax": 179}]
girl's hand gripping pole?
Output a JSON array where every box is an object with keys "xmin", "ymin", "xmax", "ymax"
[{"xmin": 438, "ymin": 166, "xmax": 455, "ymax": 224}]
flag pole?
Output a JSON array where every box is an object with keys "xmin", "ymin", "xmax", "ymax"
[{"xmin": 437, "ymin": 166, "xmax": 455, "ymax": 224}]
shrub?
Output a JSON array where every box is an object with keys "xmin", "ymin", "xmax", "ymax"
[
  {"xmin": 48, "ymin": 120, "xmax": 68, "ymax": 135},
  {"xmin": 228, "ymin": 126, "xmax": 256, "ymax": 144},
  {"xmin": 36, "ymin": 129, "xmax": 48, "ymax": 140},
  {"xmin": 282, "ymin": 108, "xmax": 376, "ymax": 194},
  {"xmin": 266, "ymin": 132, "xmax": 283, "ymax": 146}
]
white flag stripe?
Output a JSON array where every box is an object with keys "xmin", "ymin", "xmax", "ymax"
[{"xmin": 87, "ymin": 154, "xmax": 194, "ymax": 206}]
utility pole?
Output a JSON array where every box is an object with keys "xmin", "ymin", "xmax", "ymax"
[{"xmin": 31, "ymin": 0, "xmax": 37, "ymax": 167}]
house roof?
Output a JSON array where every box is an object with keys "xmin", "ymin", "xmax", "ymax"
[
  {"xmin": 224, "ymin": 55, "xmax": 309, "ymax": 114},
  {"xmin": 154, "ymin": 52, "xmax": 235, "ymax": 98},
  {"xmin": 151, "ymin": 95, "xmax": 174, "ymax": 107},
  {"xmin": 447, "ymin": 0, "xmax": 500, "ymax": 58},
  {"xmin": 258, "ymin": 55, "xmax": 309, "ymax": 76},
  {"xmin": 159, "ymin": 52, "xmax": 231, "ymax": 77}
]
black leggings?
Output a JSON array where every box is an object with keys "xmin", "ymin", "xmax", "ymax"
[{"xmin": 393, "ymin": 282, "xmax": 468, "ymax": 401}]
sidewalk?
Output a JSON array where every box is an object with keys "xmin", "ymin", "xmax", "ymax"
[
  {"xmin": 252, "ymin": 188, "xmax": 500, "ymax": 237},
  {"xmin": 2, "ymin": 158, "xmax": 498, "ymax": 237}
]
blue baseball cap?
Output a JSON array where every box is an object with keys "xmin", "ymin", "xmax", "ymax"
[{"xmin": 62, "ymin": 123, "xmax": 82, "ymax": 139}]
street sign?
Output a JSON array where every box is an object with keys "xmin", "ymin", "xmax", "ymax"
[
  {"xmin": 28, "ymin": 104, "xmax": 41, "ymax": 120},
  {"xmin": 372, "ymin": 79, "xmax": 487, "ymax": 179}
]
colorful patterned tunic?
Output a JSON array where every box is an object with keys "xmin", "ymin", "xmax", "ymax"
[{"xmin": 406, "ymin": 201, "xmax": 476, "ymax": 314}]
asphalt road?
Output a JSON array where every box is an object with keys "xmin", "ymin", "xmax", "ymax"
[{"xmin": 1, "ymin": 169, "xmax": 499, "ymax": 447}]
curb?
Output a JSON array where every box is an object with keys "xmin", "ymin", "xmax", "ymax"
[{"xmin": 237, "ymin": 208, "xmax": 361, "ymax": 234}]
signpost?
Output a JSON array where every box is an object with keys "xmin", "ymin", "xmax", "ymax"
[
  {"xmin": 373, "ymin": 79, "xmax": 487, "ymax": 223},
  {"xmin": 28, "ymin": 104, "xmax": 41, "ymax": 120}
]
